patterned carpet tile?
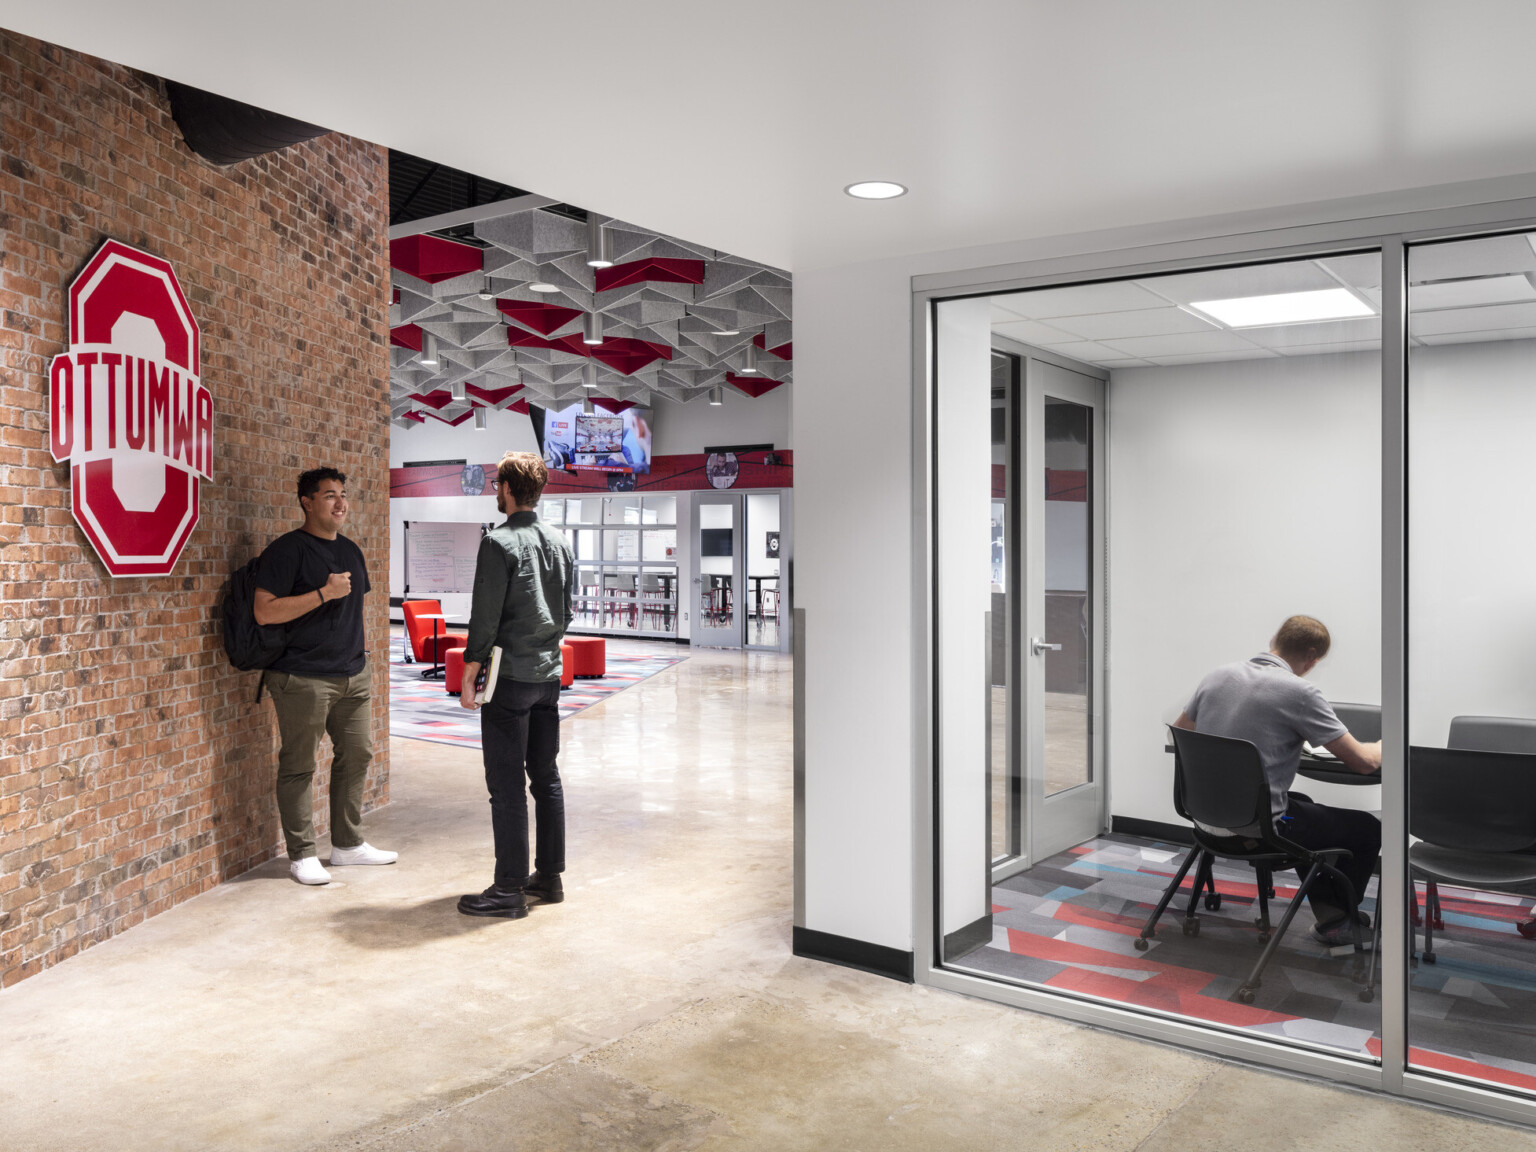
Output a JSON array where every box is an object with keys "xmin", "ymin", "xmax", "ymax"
[
  {"xmin": 957, "ymin": 834, "xmax": 1536, "ymax": 1095},
  {"xmin": 388, "ymin": 638, "xmax": 685, "ymax": 749}
]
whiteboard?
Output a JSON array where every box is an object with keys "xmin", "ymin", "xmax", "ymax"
[{"xmin": 404, "ymin": 521, "xmax": 490, "ymax": 594}]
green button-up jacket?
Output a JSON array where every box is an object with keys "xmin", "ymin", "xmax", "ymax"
[{"xmin": 462, "ymin": 511, "xmax": 574, "ymax": 683}]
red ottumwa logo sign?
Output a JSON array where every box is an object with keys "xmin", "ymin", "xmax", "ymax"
[{"xmin": 49, "ymin": 240, "xmax": 212, "ymax": 577}]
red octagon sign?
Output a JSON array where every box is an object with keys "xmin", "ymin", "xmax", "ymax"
[{"xmin": 49, "ymin": 239, "xmax": 212, "ymax": 577}]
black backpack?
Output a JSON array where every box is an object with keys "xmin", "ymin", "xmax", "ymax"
[{"xmin": 221, "ymin": 556, "xmax": 290, "ymax": 688}]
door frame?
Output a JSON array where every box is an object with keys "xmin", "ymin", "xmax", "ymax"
[
  {"xmin": 744, "ymin": 488, "xmax": 794, "ymax": 654},
  {"xmin": 1022, "ymin": 355, "xmax": 1108, "ymax": 861},
  {"xmin": 690, "ymin": 490, "xmax": 745, "ymax": 649}
]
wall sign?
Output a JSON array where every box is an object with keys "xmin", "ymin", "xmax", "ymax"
[
  {"xmin": 705, "ymin": 452, "xmax": 739, "ymax": 490},
  {"xmin": 49, "ymin": 240, "xmax": 212, "ymax": 577}
]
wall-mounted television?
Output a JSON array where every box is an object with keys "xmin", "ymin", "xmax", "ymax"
[{"xmin": 534, "ymin": 403, "xmax": 652, "ymax": 474}]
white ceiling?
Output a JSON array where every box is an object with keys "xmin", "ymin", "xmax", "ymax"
[
  {"xmin": 991, "ymin": 234, "xmax": 1536, "ymax": 368},
  {"xmin": 10, "ymin": 2, "xmax": 1536, "ymax": 272}
]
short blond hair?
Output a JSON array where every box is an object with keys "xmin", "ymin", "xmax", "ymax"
[
  {"xmin": 497, "ymin": 451, "xmax": 548, "ymax": 508},
  {"xmin": 1272, "ymin": 615, "xmax": 1331, "ymax": 663}
]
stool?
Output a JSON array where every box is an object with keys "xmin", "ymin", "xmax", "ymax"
[
  {"xmin": 444, "ymin": 647, "xmax": 466, "ymax": 695},
  {"xmin": 565, "ymin": 635, "xmax": 606, "ymax": 678},
  {"xmin": 560, "ymin": 643, "xmax": 574, "ymax": 689}
]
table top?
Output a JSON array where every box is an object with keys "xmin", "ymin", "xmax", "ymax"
[{"xmin": 1162, "ymin": 744, "xmax": 1381, "ymax": 787}]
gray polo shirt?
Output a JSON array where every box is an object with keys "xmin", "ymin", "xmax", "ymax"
[{"xmin": 1182, "ymin": 652, "xmax": 1347, "ymax": 834}]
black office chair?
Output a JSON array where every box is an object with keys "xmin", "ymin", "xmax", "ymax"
[
  {"xmin": 1409, "ymin": 746, "xmax": 1536, "ymax": 963},
  {"xmin": 1330, "ymin": 702, "xmax": 1381, "ymax": 744},
  {"xmin": 1135, "ymin": 727, "xmax": 1374, "ymax": 1004}
]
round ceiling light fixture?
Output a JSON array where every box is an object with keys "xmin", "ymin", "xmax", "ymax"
[
  {"xmin": 844, "ymin": 180, "xmax": 907, "ymax": 200},
  {"xmin": 710, "ymin": 328, "xmax": 740, "ymax": 336},
  {"xmin": 528, "ymin": 282, "xmax": 560, "ymax": 293}
]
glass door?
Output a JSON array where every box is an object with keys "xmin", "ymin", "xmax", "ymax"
[
  {"xmin": 693, "ymin": 492, "xmax": 743, "ymax": 648},
  {"xmin": 1023, "ymin": 360, "xmax": 1105, "ymax": 859},
  {"xmin": 745, "ymin": 491, "xmax": 787, "ymax": 651}
]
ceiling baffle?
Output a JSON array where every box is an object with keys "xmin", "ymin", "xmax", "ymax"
[{"xmin": 389, "ymin": 205, "xmax": 792, "ymax": 428}]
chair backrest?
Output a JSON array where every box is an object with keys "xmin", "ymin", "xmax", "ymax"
[
  {"xmin": 1447, "ymin": 715, "xmax": 1536, "ymax": 755},
  {"xmin": 401, "ymin": 599, "xmax": 443, "ymax": 661},
  {"xmin": 1168, "ymin": 727, "xmax": 1272, "ymax": 834},
  {"xmin": 1329, "ymin": 702, "xmax": 1381, "ymax": 744},
  {"xmin": 1410, "ymin": 745, "xmax": 1536, "ymax": 853},
  {"xmin": 641, "ymin": 574, "xmax": 662, "ymax": 591}
]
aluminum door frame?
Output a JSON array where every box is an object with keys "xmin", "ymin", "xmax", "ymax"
[
  {"xmin": 691, "ymin": 490, "xmax": 744, "ymax": 649},
  {"xmin": 1021, "ymin": 356, "xmax": 1107, "ymax": 862}
]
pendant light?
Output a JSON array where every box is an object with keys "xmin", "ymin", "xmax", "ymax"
[
  {"xmin": 708, "ymin": 385, "xmax": 723, "ymax": 406},
  {"xmin": 740, "ymin": 340, "xmax": 759, "ymax": 375},
  {"xmin": 582, "ymin": 311, "xmax": 603, "ymax": 345},
  {"xmin": 473, "ymin": 407, "xmax": 487, "ymax": 430},
  {"xmin": 582, "ymin": 362, "xmax": 598, "ymax": 388},
  {"xmin": 586, "ymin": 217, "xmax": 614, "ymax": 268},
  {"xmin": 450, "ymin": 379, "xmax": 465, "ymax": 401},
  {"xmin": 420, "ymin": 332, "xmax": 438, "ymax": 367},
  {"xmin": 478, "ymin": 276, "xmax": 495, "ymax": 301},
  {"xmin": 582, "ymin": 397, "xmax": 595, "ymax": 415}
]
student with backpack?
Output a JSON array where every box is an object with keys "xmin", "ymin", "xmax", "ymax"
[{"xmin": 248, "ymin": 467, "xmax": 397, "ymax": 885}]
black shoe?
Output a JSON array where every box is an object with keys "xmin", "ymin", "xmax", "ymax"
[
  {"xmin": 457, "ymin": 884, "xmax": 529, "ymax": 919},
  {"xmin": 1311, "ymin": 911, "xmax": 1372, "ymax": 949},
  {"xmin": 524, "ymin": 871, "xmax": 564, "ymax": 904}
]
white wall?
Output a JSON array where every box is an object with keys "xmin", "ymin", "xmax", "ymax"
[
  {"xmin": 389, "ymin": 405, "xmax": 539, "ymax": 466},
  {"xmin": 1410, "ymin": 338, "xmax": 1536, "ymax": 745},
  {"xmin": 795, "ymin": 259, "xmax": 915, "ymax": 952},
  {"xmin": 1106, "ymin": 352, "xmax": 1383, "ymax": 827},
  {"xmin": 652, "ymin": 386, "xmax": 791, "ymax": 456},
  {"xmin": 390, "ymin": 494, "xmax": 500, "ymax": 622}
]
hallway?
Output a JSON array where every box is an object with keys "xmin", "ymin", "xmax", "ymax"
[{"xmin": 0, "ymin": 648, "xmax": 1525, "ymax": 1150}]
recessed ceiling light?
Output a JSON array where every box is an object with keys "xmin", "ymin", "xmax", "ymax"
[
  {"xmin": 844, "ymin": 181, "xmax": 907, "ymax": 200},
  {"xmin": 529, "ymin": 282, "xmax": 560, "ymax": 293},
  {"xmin": 1188, "ymin": 288, "xmax": 1375, "ymax": 328}
]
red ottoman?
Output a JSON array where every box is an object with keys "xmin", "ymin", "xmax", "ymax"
[
  {"xmin": 560, "ymin": 643, "xmax": 575, "ymax": 689},
  {"xmin": 444, "ymin": 647, "xmax": 465, "ymax": 695},
  {"xmin": 565, "ymin": 635, "xmax": 605, "ymax": 678}
]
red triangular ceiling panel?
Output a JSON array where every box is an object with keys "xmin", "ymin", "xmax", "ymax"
[
  {"xmin": 595, "ymin": 257, "xmax": 705, "ymax": 293},
  {"xmin": 466, "ymin": 382, "xmax": 524, "ymax": 406},
  {"xmin": 390, "ymin": 235, "xmax": 484, "ymax": 283},
  {"xmin": 390, "ymin": 324, "xmax": 424, "ymax": 351},
  {"xmin": 497, "ymin": 300, "xmax": 583, "ymax": 335},
  {"xmin": 752, "ymin": 333, "xmax": 792, "ymax": 360},
  {"xmin": 726, "ymin": 373, "xmax": 784, "ymax": 398}
]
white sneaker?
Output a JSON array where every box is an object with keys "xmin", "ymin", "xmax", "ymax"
[
  {"xmin": 330, "ymin": 842, "xmax": 398, "ymax": 866},
  {"xmin": 290, "ymin": 857, "xmax": 331, "ymax": 885}
]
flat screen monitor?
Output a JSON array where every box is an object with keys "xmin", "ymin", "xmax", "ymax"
[
  {"xmin": 537, "ymin": 403, "xmax": 652, "ymax": 474},
  {"xmin": 700, "ymin": 528, "xmax": 733, "ymax": 557}
]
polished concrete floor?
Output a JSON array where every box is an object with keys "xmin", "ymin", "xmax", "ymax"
[{"xmin": 0, "ymin": 645, "xmax": 1530, "ymax": 1150}]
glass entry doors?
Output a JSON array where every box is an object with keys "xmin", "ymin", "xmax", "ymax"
[
  {"xmin": 693, "ymin": 492, "xmax": 743, "ymax": 647},
  {"xmin": 1023, "ymin": 360, "xmax": 1105, "ymax": 860}
]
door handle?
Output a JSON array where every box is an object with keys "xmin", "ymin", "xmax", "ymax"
[{"xmin": 1031, "ymin": 637, "xmax": 1062, "ymax": 655}]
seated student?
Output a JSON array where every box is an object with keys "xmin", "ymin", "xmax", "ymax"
[{"xmin": 1172, "ymin": 615, "xmax": 1382, "ymax": 947}]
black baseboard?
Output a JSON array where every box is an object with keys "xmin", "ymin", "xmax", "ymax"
[
  {"xmin": 1111, "ymin": 815, "xmax": 1194, "ymax": 846},
  {"xmin": 792, "ymin": 926, "xmax": 914, "ymax": 984},
  {"xmin": 942, "ymin": 913, "xmax": 993, "ymax": 961}
]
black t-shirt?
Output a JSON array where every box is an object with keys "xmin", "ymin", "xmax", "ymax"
[{"xmin": 256, "ymin": 530, "xmax": 370, "ymax": 677}]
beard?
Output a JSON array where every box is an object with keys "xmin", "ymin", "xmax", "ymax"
[{"xmin": 496, "ymin": 488, "xmax": 506, "ymax": 514}]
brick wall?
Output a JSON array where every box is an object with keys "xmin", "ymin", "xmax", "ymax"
[{"xmin": 0, "ymin": 31, "xmax": 392, "ymax": 986}]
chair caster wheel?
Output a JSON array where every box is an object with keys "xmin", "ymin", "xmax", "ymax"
[
  {"xmin": 1205, "ymin": 894, "xmax": 1222, "ymax": 911},
  {"xmin": 1234, "ymin": 988, "xmax": 1256, "ymax": 1005},
  {"xmin": 1183, "ymin": 919, "xmax": 1200, "ymax": 937},
  {"xmin": 1425, "ymin": 953, "xmax": 1437, "ymax": 964},
  {"xmin": 1133, "ymin": 937, "xmax": 1149, "ymax": 951},
  {"xmin": 1359, "ymin": 988, "xmax": 1376, "ymax": 1003}
]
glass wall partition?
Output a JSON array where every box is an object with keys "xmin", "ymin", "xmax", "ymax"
[
  {"xmin": 539, "ymin": 493, "xmax": 678, "ymax": 638},
  {"xmin": 1407, "ymin": 232, "xmax": 1536, "ymax": 1098},
  {"xmin": 937, "ymin": 253, "xmax": 1386, "ymax": 1064}
]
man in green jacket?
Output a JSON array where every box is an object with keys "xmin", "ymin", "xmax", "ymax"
[{"xmin": 456, "ymin": 451, "xmax": 575, "ymax": 919}]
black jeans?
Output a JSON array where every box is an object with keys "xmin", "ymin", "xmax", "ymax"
[
  {"xmin": 480, "ymin": 678, "xmax": 565, "ymax": 888},
  {"xmin": 1280, "ymin": 793, "xmax": 1380, "ymax": 924}
]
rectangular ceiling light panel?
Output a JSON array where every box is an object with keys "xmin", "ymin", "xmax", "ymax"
[{"xmin": 1188, "ymin": 287, "xmax": 1375, "ymax": 328}]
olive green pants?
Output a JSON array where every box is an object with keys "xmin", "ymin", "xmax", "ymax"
[{"xmin": 266, "ymin": 663, "xmax": 373, "ymax": 860}]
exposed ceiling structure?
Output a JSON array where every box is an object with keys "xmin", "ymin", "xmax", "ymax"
[
  {"xmin": 990, "ymin": 233, "xmax": 1536, "ymax": 369},
  {"xmin": 389, "ymin": 203, "xmax": 791, "ymax": 427},
  {"xmin": 16, "ymin": 3, "xmax": 1536, "ymax": 273}
]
